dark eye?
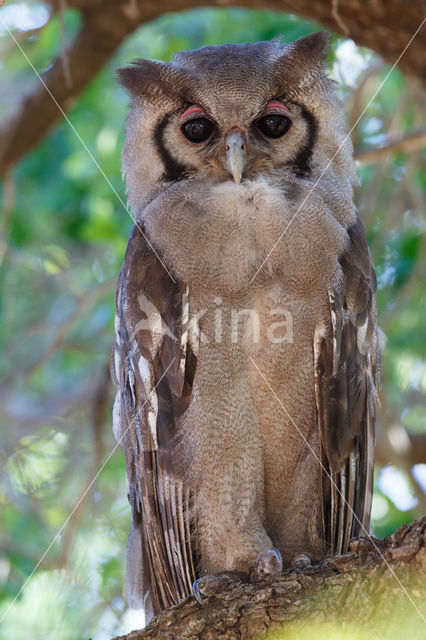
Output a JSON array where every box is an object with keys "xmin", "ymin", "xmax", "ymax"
[
  {"xmin": 181, "ymin": 118, "xmax": 215, "ymax": 143},
  {"xmin": 256, "ymin": 114, "xmax": 292, "ymax": 139}
]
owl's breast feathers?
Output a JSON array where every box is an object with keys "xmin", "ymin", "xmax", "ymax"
[{"xmin": 140, "ymin": 173, "xmax": 355, "ymax": 297}]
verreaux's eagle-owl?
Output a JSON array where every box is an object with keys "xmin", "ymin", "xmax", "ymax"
[{"xmin": 111, "ymin": 32, "xmax": 380, "ymax": 621}]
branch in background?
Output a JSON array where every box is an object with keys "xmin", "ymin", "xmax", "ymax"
[
  {"xmin": 57, "ymin": 363, "xmax": 112, "ymax": 569},
  {"xmin": 331, "ymin": 0, "xmax": 349, "ymax": 36},
  {"xmin": 348, "ymin": 60, "xmax": 385, "ymax": 148},
  {"xmin": 25, "ymin": 277, "xmax": 115, "ymax": 376},
  {"xmin": 0, "ymin": 382, "xmax": 97, "ymax": 456},
  {"xmin": 376, "ymin": 421, "xmax": 426, "ymax": 469},
  {"xmin": 92, "ymin": 361, "xmax": 111, "ymax": 469},
  {"xmin": 355, "ymin": 130, "xmax": 426, "ymax": 165},
  {"xmin": 376, "ymin": 402, "xmax": 426, "ymax": 513},
  {"xmin": 379, "ymin": 231, "xmax": 426, "ymax": 325},
  {"xmin": 0, "ymin": 0, "xmax": 149, "ymax": 176},
  {"xmin": 0, "ymin": 0, "xmax": 425, "ymax": 176},
  {"xmin": 0, "ymin": 170, "xmax": 14, "ymax": 266},
  {"xmin": 49, "ymin": 0, "xmax": 425, "ymax": 83},
  {"xmin": 58, "ymin": 0, "xmax": 72, "ymax": 89},
  {"xmin": 408, "ymin": 466, "xmax": 426, "ymax": 515},
  {"xmin": 0, "ymin": 276, "xmax": 115, "ymax": 391}
]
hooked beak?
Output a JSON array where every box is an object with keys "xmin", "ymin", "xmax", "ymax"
[{"xmin": 224, "ymin": 129, "xmax": 246, "ymax": 184}]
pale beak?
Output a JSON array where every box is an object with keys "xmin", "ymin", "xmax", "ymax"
[{"xmin": 224, "ymin": 130, "xmax": 246, "ymax": 184}]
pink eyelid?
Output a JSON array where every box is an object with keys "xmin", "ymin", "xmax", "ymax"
[
  {"xmin": 180, "ymin": 104, "xmax": 207, "ymax": 121},
  {"xmin": 180, "ymin": 101, "xmax": 291, "ymax": 124},
  {"xmin": 264, "ymin": 100, "xmax": 292, "ymax": 117}
]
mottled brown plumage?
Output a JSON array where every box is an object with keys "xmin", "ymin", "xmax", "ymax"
[{"xmin": 112, "ymin": 33, "xmax": 380, "ymax": 621}]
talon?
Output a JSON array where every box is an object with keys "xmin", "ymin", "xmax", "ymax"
[
  {"xmin": 192, "ymin": 578, "xmax": 204, "ymax": 606},
  {"xmin": 249, "ymin": 547, "xmax": 283, "ymax": 582},
  {"xmin": 192, "ymin": 572, "xmax": 240, "ymax": 605},
  {"xmin": 349, "ymin": 537, "xmax": 375, "ymax": 553},
  {"xmin": 320, "ymin": 556, "xmax": 337, "ymax": 570},
  {"xmin": 292, "ymin": 553, "xmax": 312, "ymax": 570}
]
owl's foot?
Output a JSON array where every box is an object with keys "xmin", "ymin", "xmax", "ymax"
[
  {"xmin": 192, "ymin": 548, "xmax": 282, "ymax": 605},
  {"xmin": 248, "ymin": 547, "xmax": 282, "ymax": 582},
  {"xmin": 192, "ymin": 572, "xmax": 240, "ymax": 606},
  {"xmin": 349, "ymin": 537, "xmax": 378, "ymax": 553},
  {"xmin": 291, "ymin": 553, "xmax": 312, "ymax": 570}
]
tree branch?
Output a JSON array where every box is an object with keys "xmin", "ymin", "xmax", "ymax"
[
  {"xmin": 376, "ymin": 421, "xmax": 426, "ymax": 470},
  {"xmin": 111, "ymin": 518, "xmax": 425, "ymax": 639},
  {"xmin": 0, "ymin": 0, "xmax": 145, "ymax": 175},
  {"xmin": 355, "ymin": 130, "xmax": 426, "ymax": 165},
  {"xmin": 0, "ymin": 0, "xmax": 425, "ymax": 176}
]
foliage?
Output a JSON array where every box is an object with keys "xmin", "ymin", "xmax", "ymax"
[{"xmin": 0, "ymin": 3, "xmax": 424, "ymax": 639}]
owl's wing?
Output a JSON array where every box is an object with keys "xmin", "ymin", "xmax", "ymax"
[
  {"xmin": 314, "ymin": 218, "xmax": 380, "ymax": 555},
  {"xmin": 111, "ymin": 225, "xmax": 198, "ymax": 620}
]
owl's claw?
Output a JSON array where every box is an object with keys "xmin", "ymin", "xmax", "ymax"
[
  {"xmin": 349, "ymin": 537, "xmax": 377, "ymax": 553},
  {"xmin": 192, "ymin": 572, "xmax": 240, "ymax": 606},
  {"xmin": 249, "ymin": 547, "xmax": 282, "ymax": 582},
  {"xmin": 192, "ymin": 578, "xmax": 205, "ymax": 606},
  {"xmin": 291, "ymin": 553, "xmax": 312, "ymax": 570}
]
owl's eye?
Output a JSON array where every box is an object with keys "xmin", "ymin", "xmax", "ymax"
[
  {"xmin": 256, "ymin": 114, "xmax": 292, "ymax": 139},
  {"xmin": 181, "ymin": 118, "xmax": 216, "ymax": 143}
]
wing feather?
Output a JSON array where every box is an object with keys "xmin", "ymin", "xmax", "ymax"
[
  {"xmin": 314, "ymin": 218, "xmax": 380, "ymax": 554},
  {"xmin": 111, "ymin": 225, "xmax": 198, "ymax": 619}
]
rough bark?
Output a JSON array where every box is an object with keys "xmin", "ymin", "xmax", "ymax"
[
  {"xmin": 111, "ymin": 517, "xmax": 426, "ymax": 640},
  {"xmin": 0, "ymin": 0, "xmax": 425, "ymax": 176}
]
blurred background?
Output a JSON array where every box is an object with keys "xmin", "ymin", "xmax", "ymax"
[{"xmin": 0, "ymin": 2, "xmax": 424, "ymax": 639}]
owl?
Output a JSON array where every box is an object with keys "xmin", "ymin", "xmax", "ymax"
[{"xmin": 111, "ymin": 32, "xmax": 380, "ymax": 622}]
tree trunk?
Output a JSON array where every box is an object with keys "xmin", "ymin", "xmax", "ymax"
[
  {"xmin": 111, "ymin": 517, "xmax": 425, "ymax": 640},
  {"xmin": 0, "ymin": 0, "xmax": 425, "ymax": 176}
]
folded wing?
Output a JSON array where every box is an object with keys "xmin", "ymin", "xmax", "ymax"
[
  {"xmin": 111, "ymin": 226, "xmax": 198, "ymax": 620},
  {"xmin": 314, "ymin": 218, "xmax": 381, "ymax": 554}
]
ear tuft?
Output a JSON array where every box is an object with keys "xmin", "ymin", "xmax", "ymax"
[
  {"xmin": 291, "ymin": 31, "xmax": 330, "ymax": 62},
  {"xmin": 272, "ymin": 31, "xmax": 331, "ymax": 93},
  {"xmin": 117, "ymin": 58, "xmax": 196, "ymax": 104},
  {"xmin": 116, "ymin": 59, "xmax": 168, "ymax": 96}
]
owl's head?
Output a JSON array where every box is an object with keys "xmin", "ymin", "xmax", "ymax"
[{"xmin": 119, "ymin": 33, "xmax": 356, "ymax": 217}]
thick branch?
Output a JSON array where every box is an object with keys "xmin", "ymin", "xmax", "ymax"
[
  {"xmin": 0, "ymin": 0, "xmax": 425, "ymax": 175},
  {"xmin": 0, "ymin": 0, "xmax": 143, "ymax": 175},
  {"xmin": 53, "ymin": 0, "xmax": 426, "ymax": 83},
  {"xmin": 113, "ymin": 518, "xmax": 426, "ymax": 640}
]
